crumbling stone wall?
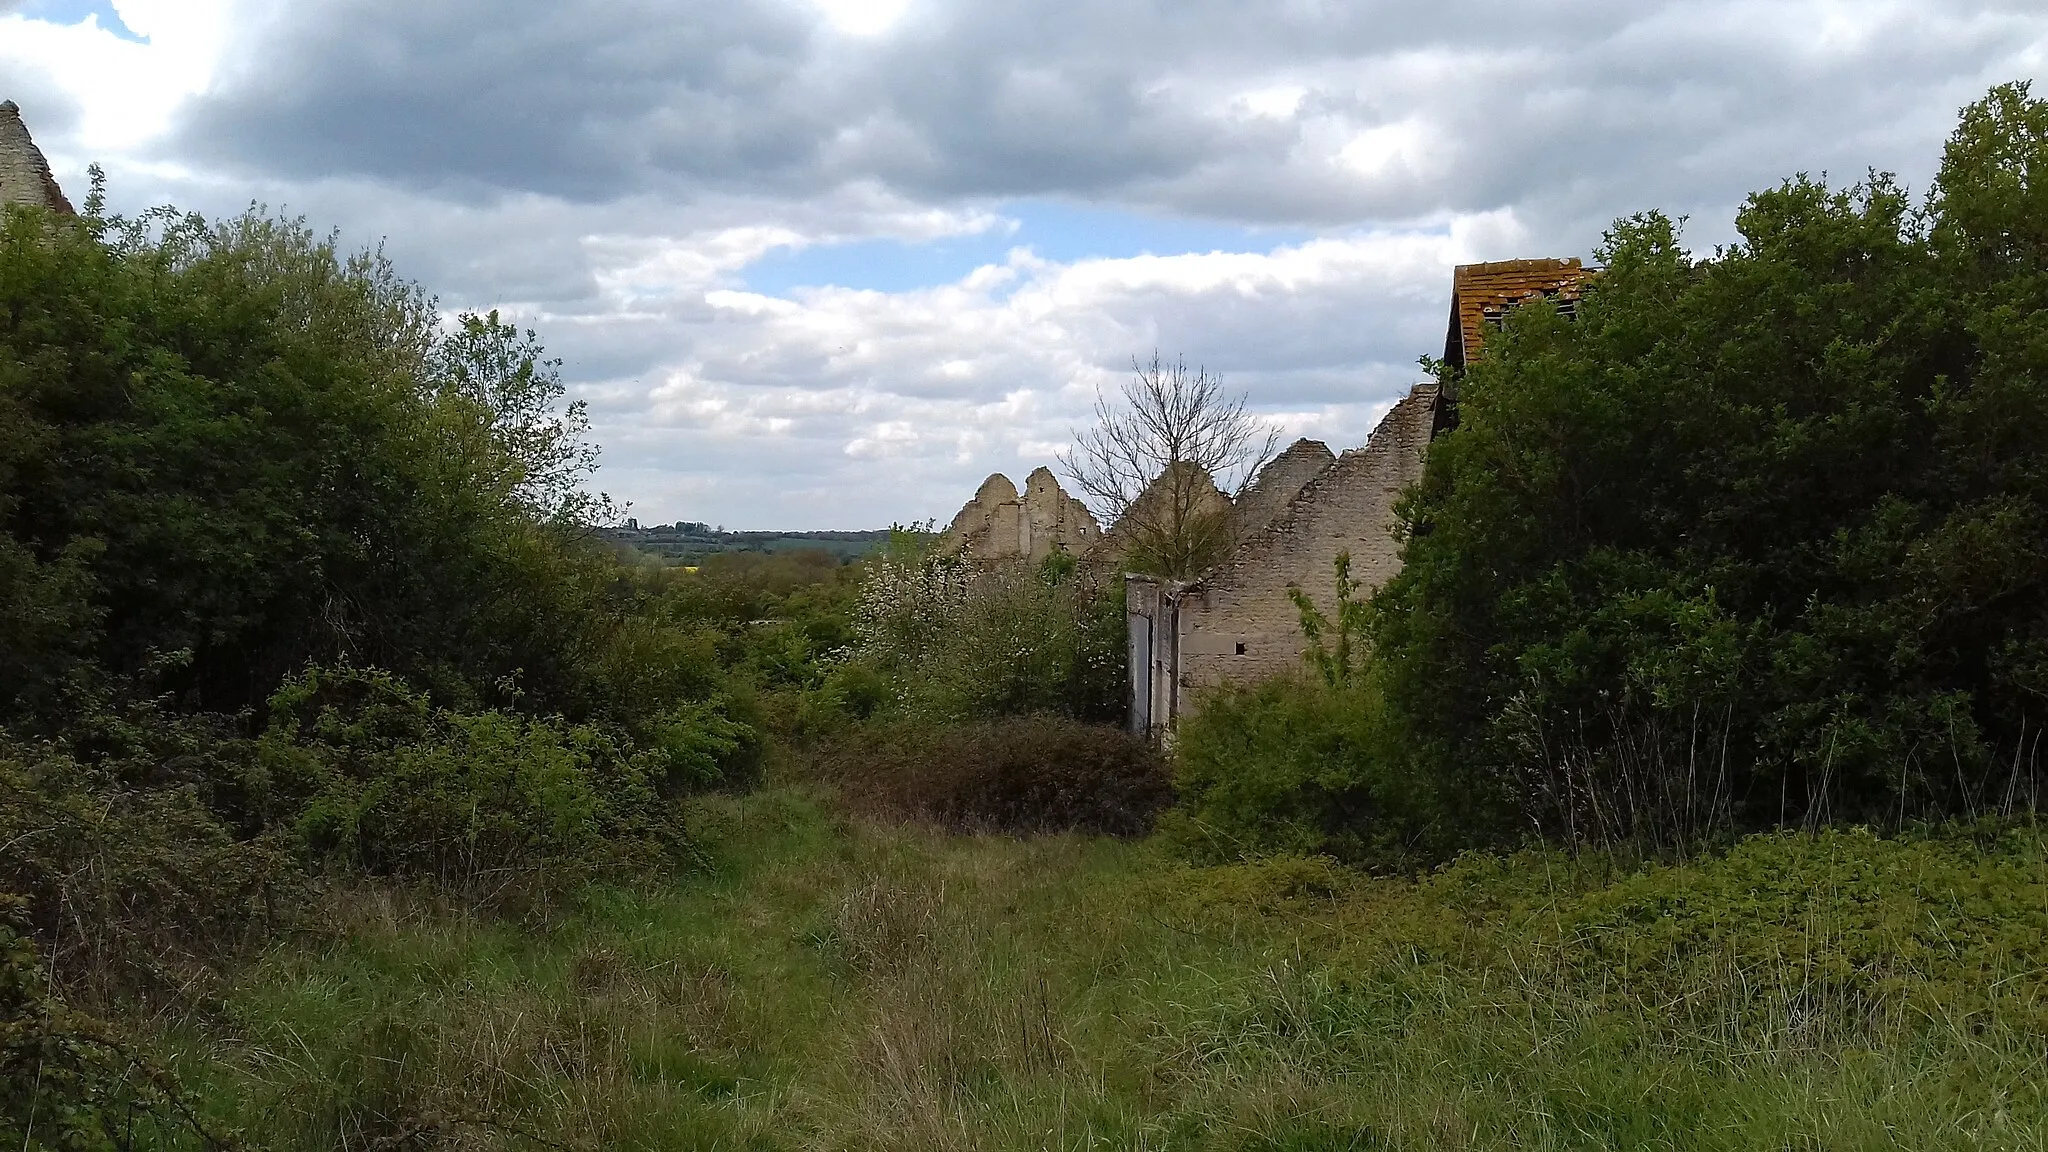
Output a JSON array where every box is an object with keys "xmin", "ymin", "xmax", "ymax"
[
  {"xmin": 1088, "ymin": 461, "xmax": 1234, "ymax": 577},
  {"xmin": 1232, "ymin": 438, "xmax": 1335, "ymax": 536},
  {"xmin": 0, "ymin": 101, "xmax": 73, "ymax": 214},
  {"xmin": 939, "ymin": 466, "xmax": 1101, "ymax": 562},
  {"xmin": 1170, "ymin": 383, "xmax": 1440, "ymax": 703}
]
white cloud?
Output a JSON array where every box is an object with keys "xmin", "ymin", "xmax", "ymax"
[
  {"xmin": 813, "ymin": 0, "xmax": 911, "ymax": 37},
  {"xmin": 539, "ymin": 223, "xmax": 1486, "ymax": 525},
  {"xmin": 0, "ymin": 0, "xmax": 235, "ymax": 152}
]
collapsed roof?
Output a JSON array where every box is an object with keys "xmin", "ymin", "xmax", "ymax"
[{"xmin": 1442, "ymin": 257, "xmax": 1593, "ymax": 373}]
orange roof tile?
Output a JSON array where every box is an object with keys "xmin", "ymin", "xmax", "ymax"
[{"xmin": 1443, "ymin": 258, "xmax": 1592, "ymax": 370}]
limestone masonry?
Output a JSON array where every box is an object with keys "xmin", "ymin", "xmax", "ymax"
[
  {"xmin": 1162, "ymin": 385, "xmax": 1440, "ymax": 708},
  {"xmin": 1230, "ymin": 438, "xmax": 1336, "ymax": 535},
  {"xmin": 931, "ymin": 258, "xmax": 1596, "ymax": 733},
  {"xmin": 0, "ymin": 102, "xmax": 73, "ymax": 214},
  {"xmin": 938, "ymin": 466, "xmax": 1102, "ymax": 562}
]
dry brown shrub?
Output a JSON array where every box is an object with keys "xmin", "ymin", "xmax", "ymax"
[{"xmin": 809, "ymin": 716, "xmax": 1172, "ymax": 837}]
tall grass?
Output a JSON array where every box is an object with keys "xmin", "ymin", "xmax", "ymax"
[{"xmin": 155, "ymin": 791, "xmax": 2048, "ymax": 1150}]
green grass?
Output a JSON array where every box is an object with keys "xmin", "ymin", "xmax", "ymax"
[{"xmin": 159, "ymin": 790, "xmax": 2048, "ymax": 1150}]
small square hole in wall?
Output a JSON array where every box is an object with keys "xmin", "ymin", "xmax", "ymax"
[{"xmin": 1234, "ymin": 642, "xmax": 1247, "ymax": 655}]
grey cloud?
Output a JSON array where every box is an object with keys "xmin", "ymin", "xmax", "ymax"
[
  {"xmin": 169, "ymin": 0, "xmax": 2048, "ymax": 235},
  {"xmin": 181, "ymin": 0, "xmax": 821, "ymax": 200}
]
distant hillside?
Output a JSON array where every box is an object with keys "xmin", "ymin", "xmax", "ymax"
[{"xmin": 597, "ymin": 520, "xmax": 890, "ymax": 564}]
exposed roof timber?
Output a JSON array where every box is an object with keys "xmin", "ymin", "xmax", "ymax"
[{"xmin": 1442, "ymin": 258, "xmax": 1594, "ymax": 372}]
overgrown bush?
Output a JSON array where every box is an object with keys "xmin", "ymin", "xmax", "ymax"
[
  {"xmin": 0, "ymin": 197, "xmax": 653, "ymax": 733},
  {"xmin": 0, "ymin": 732, "xmax": 299, "ymax": 1004},
  {"xmin": 263, "ymin": 667, "xmax": 691, "ymax": 890},
  {"xmin": 0, "ymin": 180, "xmax": 778, "ymax": 1140},
  {"xmin": 1, "ymin": 897, "xmax": 235, "ymax": 1151},
  {"xmin": 1166, "ymin": 553, "xmax": 1456, "ymax": 867},
  {"xmin": 811, "ymin": 716, "xmax": 1171, "ymax": 836},
  {"xmin": 1165, "ymin": 673, "xmax": 1445, "ymax": 868}
]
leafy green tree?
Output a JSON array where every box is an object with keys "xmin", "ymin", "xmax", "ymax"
[
  {"xmin": 1371, "ymin": 83, "xmax": 2048, "ymax": 848},
  {"xmin": 0, "ymin": 200, "xmax": 641, "ymax": 725}
]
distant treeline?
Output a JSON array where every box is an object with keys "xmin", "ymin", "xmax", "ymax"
[{"xmin": 601, "ymin": 522, "xmax": 890, "ymax": 563}]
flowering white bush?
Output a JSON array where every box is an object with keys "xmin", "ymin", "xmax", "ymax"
[
  {"xmin": 853, "ymin": 530, "xmax": 1124, "ymax": 721},
  {"xmin": 853, "ymin": 538, "xmax": 971, "ymax": 671}
]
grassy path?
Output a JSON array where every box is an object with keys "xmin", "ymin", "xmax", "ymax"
[{"xmin": 169, "ymin": 790, "xmax": 2048, "ymax": 1150}]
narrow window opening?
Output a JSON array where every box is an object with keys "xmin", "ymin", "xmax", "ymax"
[{"xmin": 1234, "ymin": 642, "xmax": 1247, "ymax": 656}]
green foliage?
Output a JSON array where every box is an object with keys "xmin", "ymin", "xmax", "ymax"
[
  {"xmin": 264, "ymin": 667, "xmax": 687, "ymax": 888},
  {"xmin": 611, "ymin": 547, "xmax": 864, "ymax": 751},
  {"xmin": 0, "ymin": 725, "xmax": 300, "ymax": 1003},
  {"xmin": 1289, "ymin": 551, "xmax": 1371, "ymax": 688},
  {"xmin": 1168, "ymin": 555, "xmax": 1452, "ymax": 867},
  {"xmin": 1167, "ymin": 672, "xmax": 1443, "ymax": 868},
  {"xmin": 0, "ymin": 188, "xmax": 774, "ymax": 1040},
  {"xmin": 1372, "ymin": 82, "xmax": 2048, "ymax": 846},
  {"xmin": 1552, "ymin": 824, "xmax": 2048, "ymax": 1033},
  {"xmin": 149, "ymin": 792, "xmax": 2048, "ymax": 1151},
  {"xmin": 1, "ymin": 898, "xmax": 229, "ymax": 1151},
  {"xmin": 0, "ymin": 200, "xmax": 633, "ymax": 727},
  {"xmin": 429, "ymin": 309, "xmax": 602, "ymax": 520}
]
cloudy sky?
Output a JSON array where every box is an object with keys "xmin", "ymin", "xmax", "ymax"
[{"xmin": 4, "ymin": 0, "xmax": 2043, "ymax": 527}]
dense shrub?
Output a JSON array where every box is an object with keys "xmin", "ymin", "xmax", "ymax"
[
  {"xmin": 263, "ymin": 667, "xmax": 689, "ymax": 889},
  {"xmin": 0, "ymin": 190, "xmax": 760, "ymax": 909},
  {"xmin": 1156, "ymin": 819, "xmax": 2048, "ymax": 1074},
  {"xmin": 1372, "ymin": 83, "xmax": 2048, "ymax": 847},
  {"xmin": 0, "ymin": 199, "xmax": 638, "ymax": 731},
  {"xmin": 0, "ymin": 184, "xmax": 771, "ymax": 1136},
  {"xmin": 1165, "ymin": 673, "xmax": 1445, "ymax": 868},
  {"xmin": 813, "ymin": 716, "xmax": 1172, "ymax": 836},
  {"xmin": 1165, "ymin": 553, "xmax": 1458, "ymax": 867},
  {"xmin": 0, "ymin": 733, "xmax": 299, "ymax": 1003},
  {"xmin": 1, "ymin": 898, "xmax": 231, "ymax": 1150}
]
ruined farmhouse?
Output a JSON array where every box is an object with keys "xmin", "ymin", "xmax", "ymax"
[
  {"xmin": 0, "ymin": 101, "xmax": 73, "ymax": 214},
  {"xmin": 938, "ymin": 465, "xmax": 1102, "ymax": 562},
  {"xmin": 1129, "ymin": 257, "xmax": 1593, "ymax": 729},
  {"xmin": 1125, "ymin": 385, "xmax": 1441, "ymax": 728},
  {"xmin": 938, "ymin": 257, "xmax": 1594, "ymax": 732}
]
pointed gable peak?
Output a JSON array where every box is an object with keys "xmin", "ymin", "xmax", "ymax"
[
  {"xmin": 0, "ymin": 100, "xmax": 74, "ymax": 215},
  {"xmin": 973, "ymin": 473, "xmax": 1019, "ymax": 503}
]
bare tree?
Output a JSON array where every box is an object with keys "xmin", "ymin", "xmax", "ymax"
[{"xmin": 1061, "ymin": 353, "xmax": 1280, "ymax": 579}]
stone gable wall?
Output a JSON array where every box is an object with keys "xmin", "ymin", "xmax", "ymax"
[
  {"xmin": 1088, "ymin": 461, "xmax": 1229, "ymax": 575},
  {"xmin": 1232, "ymin": 438, "xmax": 1335, "ymax": 537},
  {"xmin": 0, "ymin": 101, "xmax": 73, "ymax": 214},
  {"xmin": 939, "ymin": 466, "xmax": 1100, "ymax": 562},
  {"xmin": 1173, "ymin": 383, "xmax": 1440, "ymax": 699}
]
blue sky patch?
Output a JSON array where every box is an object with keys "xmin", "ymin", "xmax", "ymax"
[
  {"xmin": 21, "ymin": 0, "xmax": 147, "ymax": 42},
  {"xmin": 743, "ymin": 201, "xmax": 1313, "ymax": 296}
]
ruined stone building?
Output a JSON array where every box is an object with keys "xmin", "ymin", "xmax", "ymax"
[
  {"xmin": 938, "ymin": 466, "xmax": 1102, "ymax": 563},
  {"xmin": 927, "ymin": 258, "xmax": 1593, "ymax": 732},
  {"xmin": 1086, "ymin": 459, "xmax": 1236, "ymax": 581},
  {"xmin": 1125, "ymin": 390, "xmax": 1438, "ymax": 729},
  {"xmin": 0, "ymin": 101, "xmax": 74, "ymax": 214},
  {"xmin": 1126, "ymin": 257, "xmax": 1594, "ymax": 731}
]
